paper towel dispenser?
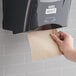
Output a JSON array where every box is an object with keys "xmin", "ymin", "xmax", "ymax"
[{"xmin": 3, "ymin": 0, "xmax": 72, "ymax": 34}]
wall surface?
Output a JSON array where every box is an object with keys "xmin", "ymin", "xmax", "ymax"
[{"xmin": 0, "ymin": 0, "xmax": 76, "ymax": 76}]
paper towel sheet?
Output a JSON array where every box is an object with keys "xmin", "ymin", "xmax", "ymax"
[{"xmin": 27, "ymin": 29, "xmax": 62, "ymax": 61}]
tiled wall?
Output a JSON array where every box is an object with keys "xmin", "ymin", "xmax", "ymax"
[{"xmin": 0, "ymin": 0, "xmax": 76, "ymax": 76}]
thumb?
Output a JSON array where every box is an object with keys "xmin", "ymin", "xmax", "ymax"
[{"xmin": 50, "ymin": 34, "xmax": 62, "ymax": 46}]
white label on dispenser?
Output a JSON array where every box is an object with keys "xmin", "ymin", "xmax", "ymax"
[
  {"xmin": 45, "ymin": 5, "xmax": 57, "ymax": 14},
  {"xmin": 40, "ymin": 0, "xmax": 60, "ymax": 2}
]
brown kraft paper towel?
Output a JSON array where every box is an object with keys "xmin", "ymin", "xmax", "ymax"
[{"xmin": 27, "ymin": 29, "xmax": 62, "ymax": 61}]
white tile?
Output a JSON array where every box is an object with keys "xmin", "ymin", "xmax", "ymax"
[
  {"xmin": 4, "ymin": 64, "xmax": 26, "ymax": 76},
  {"xmin": 13, "ymin": 33, "xmax": 31, "ymax": 52},
  {"xmin": 5, "ymin": 73, "xmax": 26, "ymax": 76},
  {"xmin": 4, "ymin": 43, "xmax": 26, "ymax": 56},
  {"xmin": 27, "ymin": 68, "xmax": 61, "ymax": 76},
  {"xmin": 27, "ymin": 70, "xmax": 46, "ymax": 76},
  {"xmin": 0, "ymin": 29, "xmax": 13, "ymax": 56},
  {"xmin": 0, "ymin": 56, "xmax": 5, "ymax": 67},
  {"xmin": 25, "ymin": 60, "xmax": 45, "ymax": 73},
  {"xmin": 62, "ymin": 67, "xmax": 76, "ymax": 76},
  {"xmin": 25, "ymin": 52, "xmax": 32, "ymax": 64},
  {"xmin": 4, "ymin": 53, "xmax": 26, "ymax": 66},
  {"xmin": 4, "ymin": 33, "xmax": 31, "ymax": 55},
  {"xmin": 44, "ymin": 56, "xmax": 61, "ymax": 69},
  {"xmin": 0, "ymin": 66, "xmax": 3, "ymax": 76},
  {"xmin": 0, "ymin": 46, "xmax": 5, "ymax": 56},
  {"xmin": 45, "ymin": 68, "xmax": 61, "ymax": 76}
]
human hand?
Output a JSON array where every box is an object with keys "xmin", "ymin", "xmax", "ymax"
[{"xmin": 50, "ymin": 31, "xmax": 75, "ymax": 60}]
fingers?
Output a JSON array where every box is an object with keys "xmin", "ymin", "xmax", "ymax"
[
  {"xmin": 50, "ymin": 31, "xmax": 72, "ymax": 46},
  {"xmin": 58, "ymin": 31, "xmax": 69, "ymax": 38},
  {"xmin": 50, "ymin": 33, "xmax": 62, "ymax": 46},
  {"xmin": 58, "ymin": 31, "xmax": 73, "ymax": 41}
]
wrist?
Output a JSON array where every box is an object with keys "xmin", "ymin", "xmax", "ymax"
[{"xmin": 64, "ymin": 48, "xmax": 76, "ymax": 62}]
